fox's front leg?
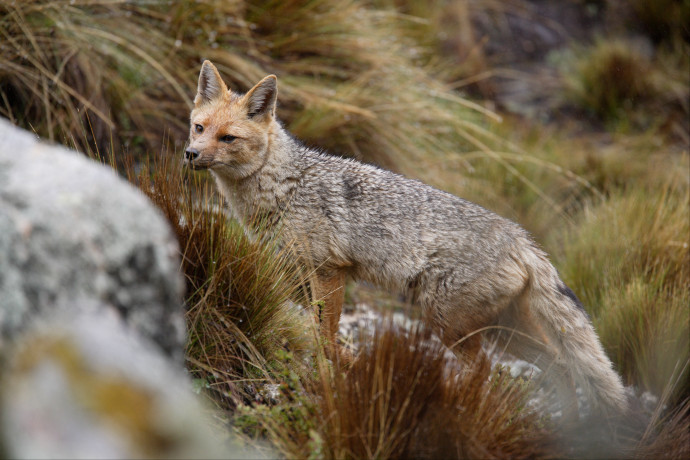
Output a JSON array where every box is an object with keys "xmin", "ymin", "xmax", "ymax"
[{"xmin": 311, "ymin": 270, "xmax": 348, "ymax": 362}]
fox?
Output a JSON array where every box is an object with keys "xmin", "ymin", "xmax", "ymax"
[{"xmin": 184, "ymin": 60, "xmax": 628, "ymax": 422}]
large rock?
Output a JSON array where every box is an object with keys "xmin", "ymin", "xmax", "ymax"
[
  {"xmin": 0, "ymin": 120, "xmax": 266, "ymax": 459},
  {"xmin": 0, "ymin": 312, "xmax": 235, "ymax": 459},
  {"xmin": 0, "ymin": 118, "xmax": 185, "ymax": 360}
]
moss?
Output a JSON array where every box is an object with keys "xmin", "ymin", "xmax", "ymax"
[{"xmin": 16, "ymin": 336, "xmax": 179, "ymax": 457}]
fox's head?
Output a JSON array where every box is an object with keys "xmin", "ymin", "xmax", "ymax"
[{"xmin": 185, "ymin": 60, "xmax": 278, "ymax": 180}]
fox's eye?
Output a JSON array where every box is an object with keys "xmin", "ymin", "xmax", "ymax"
[
  {"xmin": 220, "ymin": 135, "xmax": 236, "ymax": 143},
  {"xmin": 194, "ymin": 124, "xmax": 203, "ymax": 134}
]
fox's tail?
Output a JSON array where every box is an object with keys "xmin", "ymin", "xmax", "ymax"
[{"xmin": 518, "ymin": 240, "xmax": 628, "ymax": 416}]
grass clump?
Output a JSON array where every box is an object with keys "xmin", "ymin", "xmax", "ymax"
[
  {"xmin": 562, "ymin": 38, "xmax": 654, "ymax": 122},
  {"xmin": 244, "ymin": 319, "xmax": 556, "ymax": 459},
  {"xmin": 559, "ymin": 36, "xmax": 689, "ymax": 134},
  {"xmin": 633, "ymin": 399, "xmax": 690, "ymax": 459},
  {"xmin": 0, "ymin": 0, "xmax": 507, "ymax": 177},
  {"xmin": 0, "ymin": 0, "xmax": 191, "ymax": 154},
  {"xmin": 552, "ymin": 184, "xmax": 689, "ymax": 404},
  {"xmin": 124, "ymin": 153, "xmax": 310, "ymax": 410}
]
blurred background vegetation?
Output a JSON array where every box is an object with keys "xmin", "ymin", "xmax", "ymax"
[{"xmin": 1, "ymin": 0, "xmax": 688, "ymax": 457}]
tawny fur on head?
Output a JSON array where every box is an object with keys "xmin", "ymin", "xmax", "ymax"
[{"xmin": 185, "ymin": 60, "xmax": 279, "ymax": 180}]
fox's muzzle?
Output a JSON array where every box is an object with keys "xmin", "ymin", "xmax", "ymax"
[
  {"xmin": 184, "ymin": 148, "xmax": 200, "ymax": 162},
  {"xmin": 184, "ymin": 147, "xmax": 208, "ymax": 169}
]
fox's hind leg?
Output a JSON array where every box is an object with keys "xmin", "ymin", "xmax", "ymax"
[
  {"xmin": 311, "ymin": 270, "xmax": 350, "ymax": 363},
  {"xmin": 418, "ymin": 280, "xmax": 515, "ymax": 367},
  {"xmin": 431, "ymin": 318, "xmax": 485, "ymax": 365}
]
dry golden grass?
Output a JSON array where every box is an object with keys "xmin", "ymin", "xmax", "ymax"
[
  {"xmin": 0, "ymin": 0, "xmax": 191, "ymax": 153},
  {"xmin": 633, "ymin": 399, "xmax": 690, "ymax": 460},
  {"xmin": 249, "ymin": 318, "xmax": 557, "ymax": 460},
  {"xmin": 122, "ymin": 152, "xmax": 310, "ymax": 409},
  {"xmin": 552, "ymin": 181, "xmax": 689, "ymax": 405},
  {"xmin": 0, "ymin": 0, "xmax": 506, "ymax": 174},
  {"xmin": 564, "ymin": 39, "xmax": 655, "ymax": 121},
  {"xmin": 559, "ymin": 36, "xmax": 689, "ymax": 137}
]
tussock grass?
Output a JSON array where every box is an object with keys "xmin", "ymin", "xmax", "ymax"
[
  {"xmin": 563, "ymin": 39, "xmax": 655, "ymax": 121},
  {"xmin": 0, "ymin": 0, "xmax": 191, "ymax": 154},
  {"xmin": 369, "ymin": 0, "xmax": 488, "ymax": 83},
  {"xmin": 123, "ymin": 153, "xmax": 310, "ymax": 409},
  {"xmin": 413, "ymin": 122, "xmax": 606, "ymax": 241},
  {"xmin": 634, "ymin": 399, "xmax": 690, "ymax": 459},
  {"xmin": 560, "ymin": 37, "xmax": 689, "ymax": 133},
  {"xmin": 0, "ymin": 0, "xmax": 506, "ymax": 175},
  {"xmin": 552, "ymin": 183, "xmax": 689, "ymax": 403},
  {"xmin": 247, "ymin": 318, "xmax": 556, "ymax": 459}
]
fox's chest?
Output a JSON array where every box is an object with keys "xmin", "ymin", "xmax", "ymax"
[{"xmin": 211, "ymin": 171, "xmax": 291, "ymax": 228}]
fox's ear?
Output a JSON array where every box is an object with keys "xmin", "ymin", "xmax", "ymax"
[
  {"xmin": 245, "ymin": 75, "xmax": 277, "ymax": 119},
  {"xmin": 195, "ymin": 60, "xmax": 228, "ymax": 106}
]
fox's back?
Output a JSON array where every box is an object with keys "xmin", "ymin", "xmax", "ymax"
[{"xmin": 284, "ymin": 148, "xmax": 529, "ymax": 290}]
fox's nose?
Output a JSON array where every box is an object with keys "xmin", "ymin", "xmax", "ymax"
[{"xmin": 184, "ymin": 148, "xmax": 199, "ymax": 161}]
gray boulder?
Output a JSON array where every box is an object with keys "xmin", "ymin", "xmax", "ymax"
[
  {"xmin": 0, "ymin": 312, "xmax": 244, "ymax": 459},
  {"xmin": 0, "ymin": 118, "xmax": 185, "ymax": 360}
]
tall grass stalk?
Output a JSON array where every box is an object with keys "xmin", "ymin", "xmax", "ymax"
[{"xmin": 123, "ymin": 151, "xmax": 310, "ymax": 409}]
